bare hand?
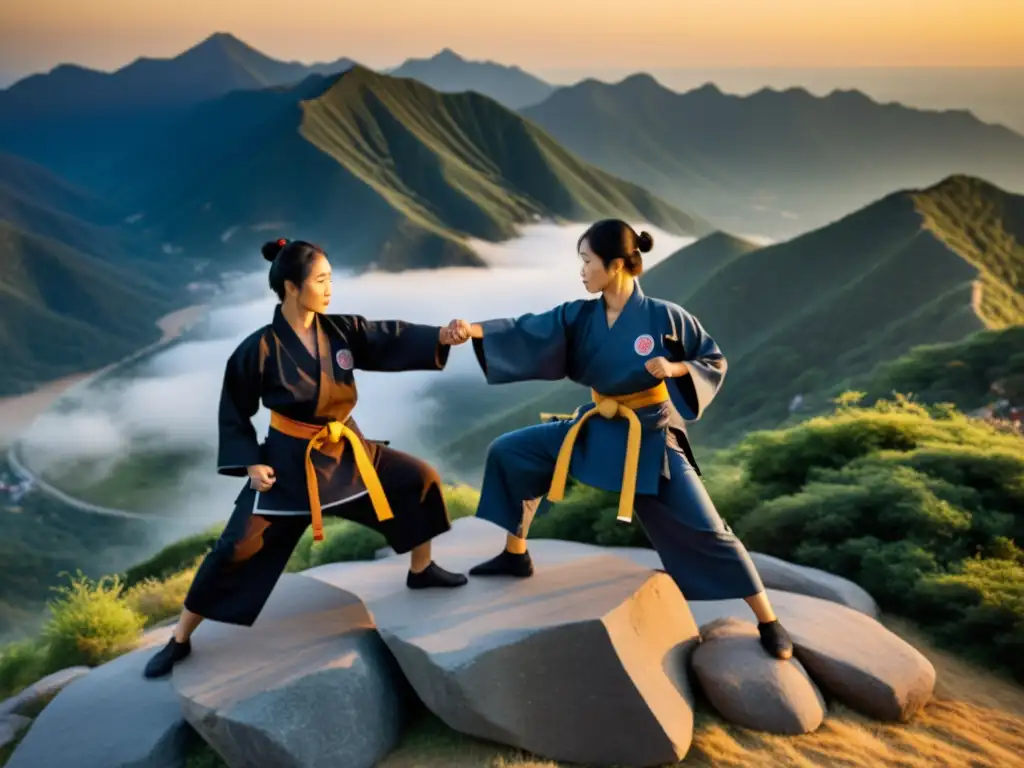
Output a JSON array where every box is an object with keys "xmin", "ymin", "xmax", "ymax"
[
  {"xmin": 440, "ymin": 319, "xmax": 472, "ymax": 346},
  {"xmin": 645, "ymin": 356, "xmax": 679, "ymax": 379},
  {"xmin": 247, "ymin": 464, "xmax": 276, "ymax": 492}
]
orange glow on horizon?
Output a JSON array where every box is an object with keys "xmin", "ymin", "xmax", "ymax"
[{"xmin": 1, "ymin": 0, "xmax": 1021, "ymax": 80}]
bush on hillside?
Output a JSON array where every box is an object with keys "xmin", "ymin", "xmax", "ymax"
[
  {"xmin": 285, "ymin": 484, "xmax": 481, "ymax": 571},
  {"xmin": 122, "ymin": 562, "xmax": 201, "ymax": 627},
  {"xmin": 726, "ymin": 402, "xmax": 1024, "ymax": 679},
  {"xmin": 41, "ymin": 572, "xmax": 146, "ymax": 669},
  {"xmin": 0, "ymin": 639, "xmax": 47, "ymax": 700},
  {"xmin": 864, "ymin": 326, "xmax": 1024, "ymax": 410}
]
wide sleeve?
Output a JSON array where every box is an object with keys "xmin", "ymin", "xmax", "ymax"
[
  {"xmin": 665, "ymin": 305, "xmax": 727, "ymax": 420},
  {"xmin": 216, "ymin": 334, "xmax": 263, "ymax": 476},
  {"xmin": 348, "ymin": 316, "xmax": 449, "ymax": 372},
  {"xmin": 471, "ymin": 302, "xmax": 579, "ymax": 384}
]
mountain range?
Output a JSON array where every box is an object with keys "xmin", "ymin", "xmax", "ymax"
[
  {"xmin": 4, "ymin": 33, "xmax": 1023, "ymax": 245},
  {"xmin": 101, "ymin": 66, "xmax": 707, "ymax": 270},
  {"xmin": 0, "ymin": 33, "xmax": 355, "ymax": 181},
  {"xmin": 2, "ymin": 32, "xmax": 1024, "ymax": 399},
  {"xmin": 436, "ymin": 174, "xmax": 1024, "ymax": 478},
  {"xmin": 521, "ymin": 75, "xmax": 1024, "ymax": 238}
]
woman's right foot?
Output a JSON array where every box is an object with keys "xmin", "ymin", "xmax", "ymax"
[
  {"xmin": 142, "ymin": 637, "xmax": 192, "ymax": 679},
  {"xmin": 469, "ymin": 549, "xmax": 534, "ymax": 578}
]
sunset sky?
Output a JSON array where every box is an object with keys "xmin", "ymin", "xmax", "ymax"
[{"xmin": 1, "ymin": 0, "xmax": 1022, "ymax": 84}]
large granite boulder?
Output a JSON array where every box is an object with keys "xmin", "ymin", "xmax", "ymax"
[
  {"xmin": 692, "ymin": 618, "xmax": 826, "ymax": 734},
  {"xmin": 0, "ymin": 666, "xmax": 90, "ymax": 717},
  {"xmin": 172, "ymin": 574, "xmax": 409, "ymax": 768},
  {"xmin": 6, "ymin": 627, "xmax": 197, "ymax": 768},
  {"xmin": 0, "ymin": 714, "xmax": 30, "ymax": 752},
  {"xmin": 611, "ymin": 545, "xmax": 878, "ymax": 616},
  {"xmin": 689, "ymin": 592, "xmax": 935, "ymax": 722},
  {"xmin": 305, "ymin": 520, "xmax": 701, "ymax": 768}
]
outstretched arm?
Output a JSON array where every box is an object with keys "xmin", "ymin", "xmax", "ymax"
[
  {"xmin": 454, "ymin": 302, "xmax": 582, "ymax": 385},
  {"xmin": 341, "ymin": 316, "xmax": 469, "ymax": 373}
]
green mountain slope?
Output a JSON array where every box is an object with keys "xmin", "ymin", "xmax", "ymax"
[
  {"xmin": 521, "ymin": 75, "xmax": 1024, "ymax": 239},
  {"xmin": 436, "ymin": 175, "xmax": 1024, "ymax": 478},
  {"xmin": 387, "ymin": 48, "xmax": 554, "ymax": 109},
  {"xmin": 0, "ymin": 33, "xmax": 355, "ymax": 183},
  {"xmin": 0, "ymin": 156, "xmax": 184, "ymax": 396},
  {"xmin": 113, "ymin": 67, "xmax": 711, "ymax": 271},
  {"xmin": 0, "ymin": 223, "xmax": 172, "ymax": 395},
  {"xmin": 642, "ymin": 231, "xmax": 762, "ymax": 304}
]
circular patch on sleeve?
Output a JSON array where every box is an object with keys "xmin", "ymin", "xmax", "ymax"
[
  {"xmin": 634, "ymin": 334, "xmax": 655, "ymax": 356},
  {"xmin": 335, "ymin": 348, "xmax": 354, "ymax": 371}
]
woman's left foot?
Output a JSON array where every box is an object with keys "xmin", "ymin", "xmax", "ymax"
[
  {"xmin": 758, "ymin": 619, "xmax": 794, "ymax": 660},
  {"xmin": 407, "ymin": 561, "xmax": 468, "ymax": 589}
]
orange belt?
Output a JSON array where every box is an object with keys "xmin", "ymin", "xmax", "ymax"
[
  {"xmin": 269, "ymin": 411, "xmax": 394, "ymax": 542},
  {"xmin": 547, "ymin": 382, "xmax": 670, "ymax": 524}
]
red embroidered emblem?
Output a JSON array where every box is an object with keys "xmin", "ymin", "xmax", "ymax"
[
  {"xmin": 634, "ymin": 334, "xmax": 655, "ymax": 356},
  {"xmin": 335, "ymin": 349, "xmax": 354, "ymax": 371}
]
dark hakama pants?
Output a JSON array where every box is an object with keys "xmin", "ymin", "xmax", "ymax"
[
  {"xmin": 183, "ymin": 445, "xmax": 451, "ymax": 626},
  {"xmin": 475, "ymin": 422, "xmax": 765, "ymax": 601}
]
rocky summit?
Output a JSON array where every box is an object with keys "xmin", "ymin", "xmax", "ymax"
[{"xmin": 4, "ymin": 517, "xmax": 937, "ymax": 768}]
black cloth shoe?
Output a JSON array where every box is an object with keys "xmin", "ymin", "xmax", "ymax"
[
  {"xmin": 406, "ymin": 561, "xmax": 468, "ymax": 589},
  {"xmin": 143, "ymin": 637, "xmax": 191, "ymax": 679},
  {"xmin": 469, "ymin": 549, "xmax": 534, "ymax": 578},
  {"xmin": 758, "ymin": 620, "xmax": 794, "ymax": 660}
]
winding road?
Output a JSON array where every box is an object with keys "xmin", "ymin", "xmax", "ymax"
[{"xmin": 5, "ymin": 305, "xmax": 206, "ymax": 521}]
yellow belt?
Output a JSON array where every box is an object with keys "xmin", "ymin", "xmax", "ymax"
[
  {"xmin": 269, "ymin": 411, "xmax": 394, "ymax": 542},
  {"xmin": 547, "ymin": 382, "xmax": 670, "ymax": 524}
]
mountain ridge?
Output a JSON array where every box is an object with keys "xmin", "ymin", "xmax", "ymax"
[
  {"xmin": 521, "ymin": 73, "xmax": 1024, "ymax": 239},
  {"xmin": 0, "ymin": 33, "xmax": 356, "ymax": 182},
  {"xmin": 109, "ymin": 65, "xmax": 710, "ymax": 271},
  {"xmin": 387, "ymin": 48, "xmax": 554, "ymax": 109}
]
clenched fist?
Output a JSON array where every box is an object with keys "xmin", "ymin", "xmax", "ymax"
[
  {"xmin": 439, "ymin": 319, "xmax": 472, "ymax": 345},
  {"xmin": 645, "ymin": 356, "xmax": 687, "ymax": 380},
  {"xmin": 247, "ymin": 464, "xmax": 276, "ymax": 492}
]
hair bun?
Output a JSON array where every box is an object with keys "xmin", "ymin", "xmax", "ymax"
[
  {"xmin": 636, "ymin": 231, "xmax": 654, "ymax": 253},
  {"xmin": 262, "ymin": 239, "xmax": 287, "ymax": 262}
]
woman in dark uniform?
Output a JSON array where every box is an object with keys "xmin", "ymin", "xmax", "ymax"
[{"xmin": 144, "ymin": 239, "xmax": 470, "ymax": 678}]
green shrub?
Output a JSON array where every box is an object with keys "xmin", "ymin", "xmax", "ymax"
[
  {"xmin": 41, "ymin": 572, "xmax": 145, "ymax": 669},
  {"xmin": 123, "ymin": 524, "xmax": 224, "ymax": 588},
  {"xmin": 530, "ymin": 484, "xmax": 649, "ymax": 547},
  {"xmin": 122, "ymin": 561, "xmax": 201, "ymax": 627},
  {"xmin": 0, "ymin": 638, "xmax": 47, "ymax": 699},
  {"xmin": 443, "ymin": 483, "xmax": 483, "ymax": 521},
  {"xmin": 286, "ymin": 484, "xmax": 483, "ymax": 571},
  {"xmin": 913, "ymin": 557, "xmax": 1024, "ymax": 671},
  {"xmin": 727, "ymin": 399, "xmax": 1024, "ymax": 681},
  {"xmin": 307, "ymin": 521, "xmax": 387, "ymax": 568}
]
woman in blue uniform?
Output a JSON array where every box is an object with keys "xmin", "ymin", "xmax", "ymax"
[
  {"xmin": 144, "ymin": 238, "xmax": 470, "ymax": 679},
  {"xmin": 454, "ymin": 220, "xmax": 793, "ymax": 660}
]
